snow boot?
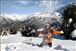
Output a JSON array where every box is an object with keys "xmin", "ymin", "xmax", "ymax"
[{"xmin": 48, "ymin": 43, "xmax": 52, "ymax": 47}]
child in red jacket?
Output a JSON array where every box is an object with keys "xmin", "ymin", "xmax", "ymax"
[
  {"xmin": 39, "ymin": 27, "xmax": 63, "ymax": 47},
  {"xmin": 47, "ymin": 27, "xmax": 63, "ymax": 47}
]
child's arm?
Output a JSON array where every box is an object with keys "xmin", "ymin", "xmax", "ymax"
[{"xmin": 53, "ymin": 31, "xmax": 64, "ymax": 35}]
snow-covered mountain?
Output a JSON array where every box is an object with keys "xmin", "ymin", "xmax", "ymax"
[
  {"xmin": 1, "ymin": 11, "xmax": 62, "ymax": 20},
  {"xmin": 0, "ymin": 11, "xmax": 62, "ymax": 28},
  {"xmin": 1, "ymin": 14, "xmax": 28, "ymax": 21},
  {"xmin": 23, "ymin": 11, "xmax": 62, "ymax": 28},
  {"xmin": 0, "ymin": 16, "xmax": 14, "ymax": 27}
]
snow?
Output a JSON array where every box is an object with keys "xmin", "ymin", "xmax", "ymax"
[
  {"xmin": 71, "ymin": 29, "xmax": 76, "ymax": 38},
  {"xmin": 1, "ymin": 13, "xmax": 28, "ymax": 21},
  {"xmin": 37, "ymin": 28, "xmax": 44, "ymax": 31},
  {"xmin": 69, "ymin": 18, "xmax": 72, "ymax": 23},
  {"xmin": 1, "ymin": 33, "xmax": 76, "ymax": 51},
  {"xmin": 0, "ymin": 11, "xmax": 62, "ymax": 22}
]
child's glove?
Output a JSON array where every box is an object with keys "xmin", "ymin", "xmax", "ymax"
[{"xmin": 60, "ymin": 31, "xmax": 64, "ymax": 34}]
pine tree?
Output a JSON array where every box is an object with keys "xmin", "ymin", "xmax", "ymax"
[{"xmin": 62, "ymin": 3, "xmax": 76, "ymax": 39}]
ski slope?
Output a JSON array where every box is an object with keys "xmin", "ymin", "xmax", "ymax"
[{"xmin": 1, "ymin": 34, "xmax": 76, "ymax": 51}]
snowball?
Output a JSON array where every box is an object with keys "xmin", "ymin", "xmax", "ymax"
[{"xmin": 61, "ymin": 31, "xmax": 64, "ymax": 34}]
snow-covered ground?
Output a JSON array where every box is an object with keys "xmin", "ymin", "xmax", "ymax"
[{"xmin": 1, "ymin": 33, "xmax": 76, "ymax": 51}]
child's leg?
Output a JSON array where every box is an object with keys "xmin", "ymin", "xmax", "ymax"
[
  {"xmin": 39, "ymin": 41, "xmax": 45, "ymax": 47},
  {"xmin": 39, "ymin": 40, "xmax": 48, "ymax": 47}
]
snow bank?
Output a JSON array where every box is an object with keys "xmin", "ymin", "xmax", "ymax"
[{"xmin": 1, "ymin": 34, "xmax": 76, "ymax": 51}]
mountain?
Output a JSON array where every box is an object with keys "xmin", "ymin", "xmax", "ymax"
[
  {"xmin": 0, "ymin": 16, "xmax": 14, "ymax": 28},
  {"xmin": 19, "ymin": 11, "xmax": 62, "ymax": 28},
  {"xmin": 1, "ymin": 14, "xmax": 28, "ymax": 21},
  {"xmin": 0, "ymin": 11, "xmax": 62, "ymax": 28}
]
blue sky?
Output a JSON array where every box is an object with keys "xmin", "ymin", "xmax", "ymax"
[{"xmin": 0, "ymin": 0, "xmax": 76, "ymax": 14}]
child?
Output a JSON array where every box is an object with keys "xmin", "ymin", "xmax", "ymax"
[
  {"xmin": 39, "ymin": 27, "xmax": 63, "ymax": 47},
  {"xmin": 46, "ymin": 27, "xmax": 63, "ymax": 47},
  {"xmin": 39, "ymin": 29, "xmax": 52, "ymax": 47}
]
